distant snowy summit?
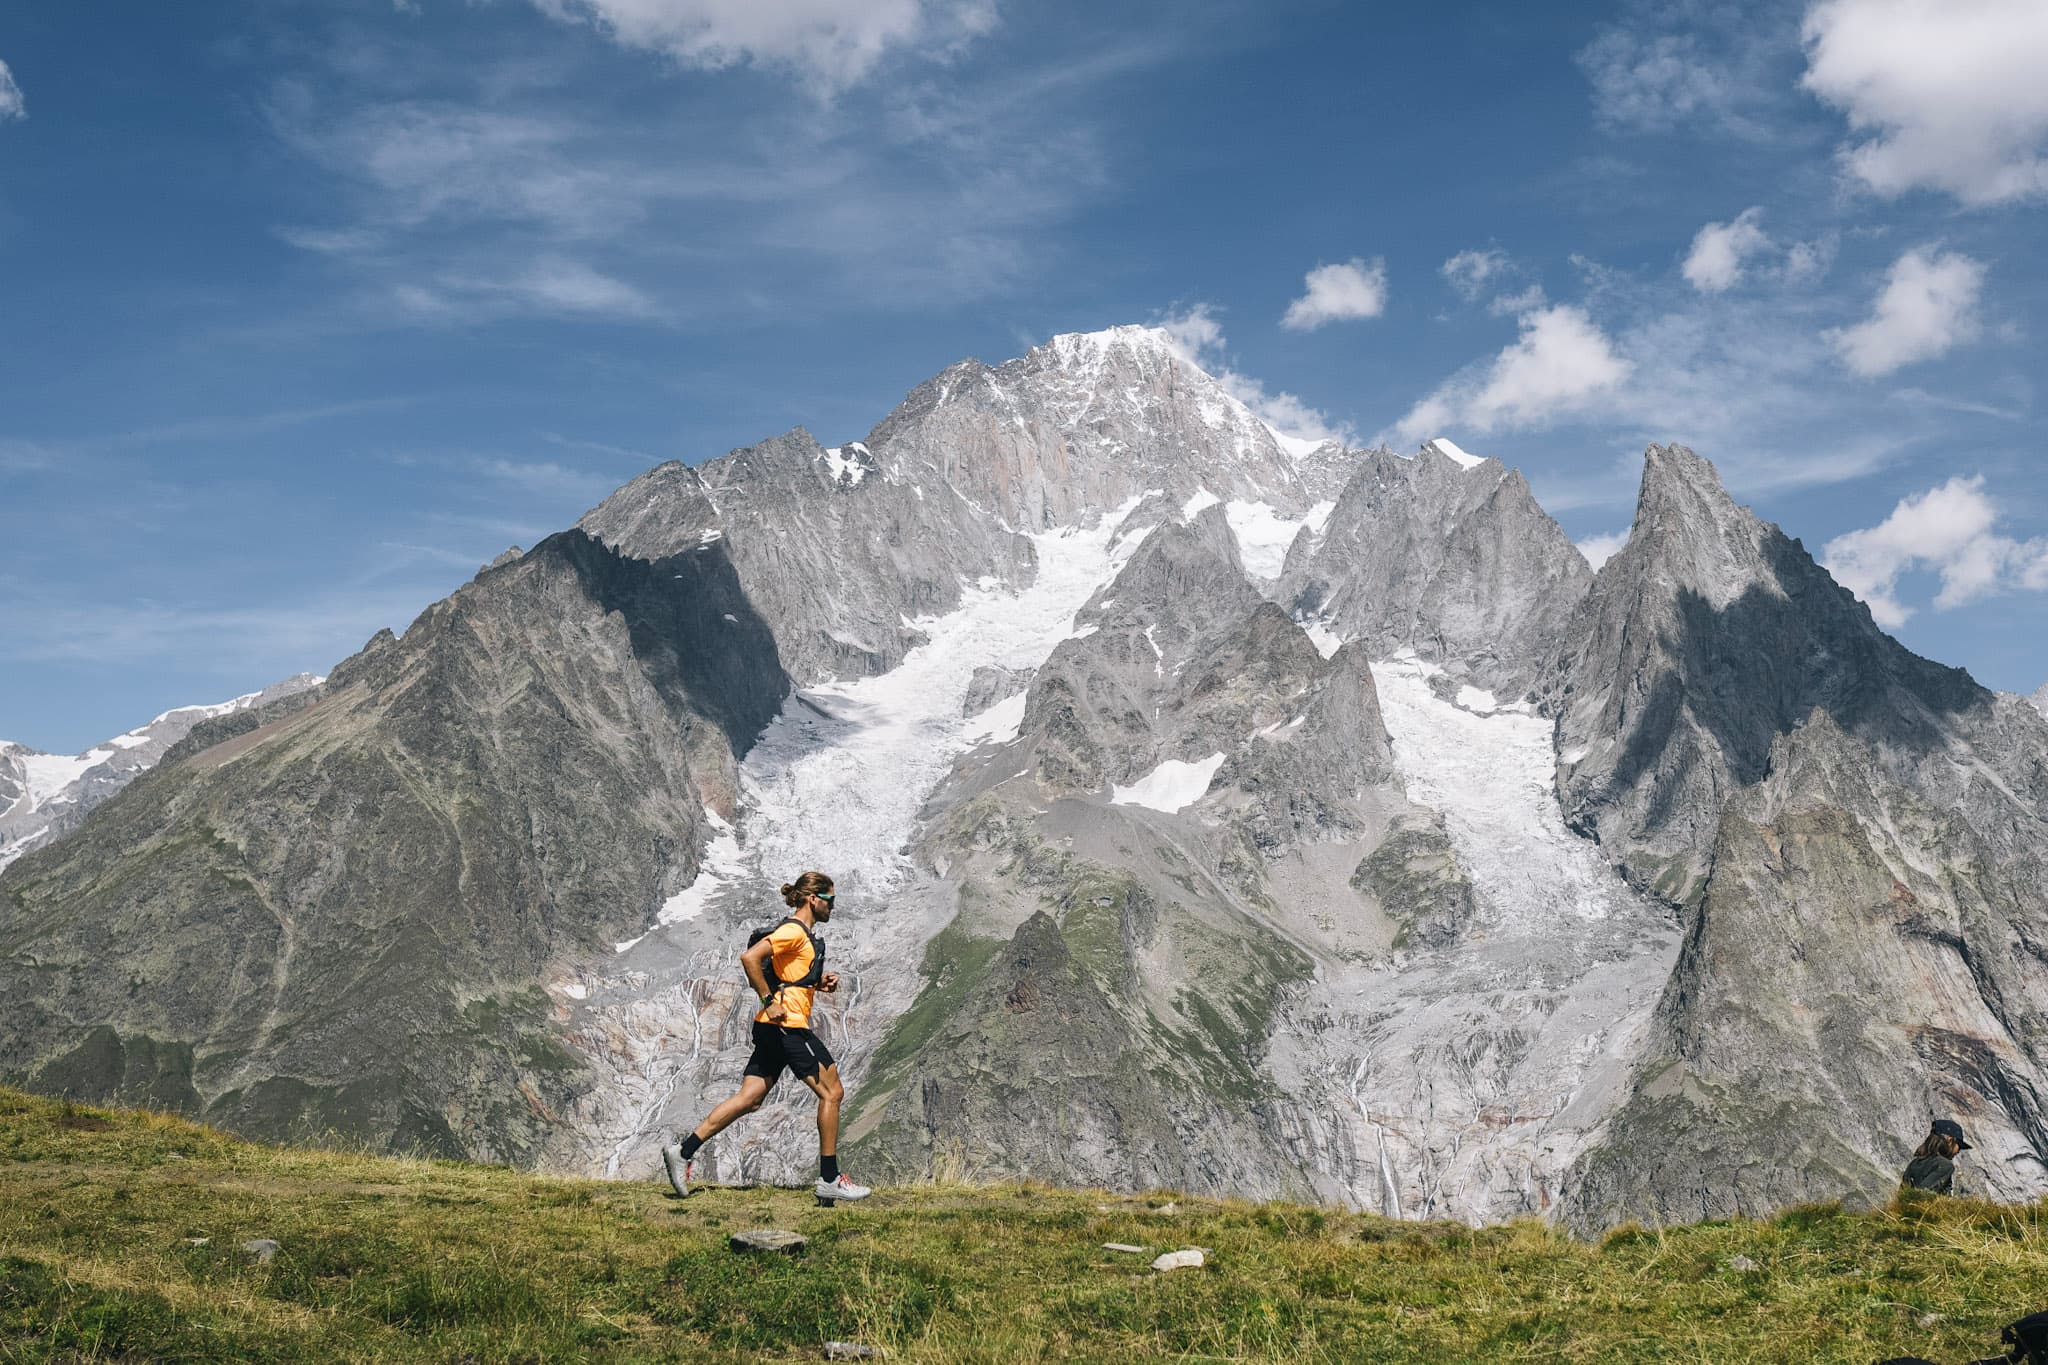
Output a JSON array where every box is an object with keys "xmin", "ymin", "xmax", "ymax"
[{"xmin": 0, "ymin": 673, "xmax": 323, "ymax": 870}]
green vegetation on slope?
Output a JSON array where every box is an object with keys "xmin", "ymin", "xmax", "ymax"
[{"xmin": 2, "ymin": 1086, "xmax": 2045, "ymax": 1362}]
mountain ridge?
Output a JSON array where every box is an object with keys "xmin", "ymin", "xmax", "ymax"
[{"xmin": 4, "ymin": 328, "xmax": 2044, "ymax": 1232}]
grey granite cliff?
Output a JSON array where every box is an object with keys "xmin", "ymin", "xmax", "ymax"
[{"xmin": 1281, "ymin": 441, "xmax": 1592, "ymax": 695}]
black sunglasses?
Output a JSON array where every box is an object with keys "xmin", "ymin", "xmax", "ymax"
[{"xmin": 813, "ymin": 891, "xmax": 835, "ymax": 904}]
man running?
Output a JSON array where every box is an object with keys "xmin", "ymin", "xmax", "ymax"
[{"xmin": 662, "ymin": 870, "xmax": 871, "ymax": 1203}]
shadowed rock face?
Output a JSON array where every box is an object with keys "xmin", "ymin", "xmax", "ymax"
[
  {"xmin": 0, "ymin": 531, "xmax": 786, "ymax": 1160},
  {"xmin": 1550, "ymin": 447, "xmax": 2048, "ymax": 1229},
  {"xmin": 1280, "ymin": 443, "xmax": 1593, "ymax": 696},
  {"xmin": 579, "ymin": 430, "xmax": 1032, "ymax": 685},
  {"xmin": 1544, "ymin": 444, "xmax": 1984, "ymax": 908},
  {"xmin": 1563, "ymin": 711, "xmax": 2048, "ymax": 1230}
]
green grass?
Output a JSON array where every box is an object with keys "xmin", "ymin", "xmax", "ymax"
[{"xmin": 2, "ymin": 1086, "xmax": 2044, "ymax": 1362}]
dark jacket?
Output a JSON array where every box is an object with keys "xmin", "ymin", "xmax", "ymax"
[{"xmin": 1902, "ymin": 1153, "xmax": 1955, "ymax": 1194}]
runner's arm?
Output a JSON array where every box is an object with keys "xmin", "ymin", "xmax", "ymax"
[{"xmin": 740, "ymin": 937, "xmax": 777, "ymax": 1001}]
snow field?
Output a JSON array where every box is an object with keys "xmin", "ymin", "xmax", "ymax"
[
  {"xmin": 1368, "ymin": 655, "xmax": 1640, "ymax": 930},
  {"xmin": 1110, "ymin": 753, "xmax": 1226, "ymax": 814},
  {"xmin": 1224, "ymin": 500, "xmax": 1334, "ymax": 580},
  {"xmin": 729, "ymin": 497, "xmax": 1152, "ymax": 904}
]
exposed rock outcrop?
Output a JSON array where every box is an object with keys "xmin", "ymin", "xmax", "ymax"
[
  {"xmin": 0, "ymin": 532, "xmax": 786, "ymax": 1159},
  {"xmin": 1281, "ymin": 442, "xmax": 1592, "ymax": 694}
]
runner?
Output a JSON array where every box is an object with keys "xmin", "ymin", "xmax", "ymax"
[{"xmin": 661, "ymin": 871, "xmax": 872, "ymax": 1203}]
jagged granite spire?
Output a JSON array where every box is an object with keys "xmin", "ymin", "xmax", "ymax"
[
  {"xmin": 1543, "ymin": 442, "xmax": 1979, "ymax": 906},
  {"xmin": 1549, "ymin": 443, "xmax": 2048, "ymax": 1228},
  {"xmin": 1280, "ymin": 442, "xmax": 1592, "ymax": 693}
]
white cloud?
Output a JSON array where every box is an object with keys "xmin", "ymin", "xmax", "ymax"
[
  {"xmin": 1681, "ymin": 207, "xmax": 1769, "ymax": 292},
  {"xmin": 1577, "ymin": 530, "xmax": 1631, "ymax": 570},
  {"xmin": 1802, "ymin": 0, "xmax": 2048, "ymax": 205},
  {"xmin": 1158, "ymin": 304, "xmax": 1352, "ymax": 446},
  {"xmin": 1827, "ymin": 245, "xmax": 1986, "ymax": 378},
  {"xmin": 532, "ymin": 0, "xmax": 998, "ymax": 94},
  {"xmin": 1823, "ymin": 475, "xmax": 2048, "ymax": 627},
  {"xmin": 1393, "ymin": 304, "xmax": 1631, "ymax": 442},
  {"xmin": 1157, "ymin": 304, "xmax": 1223, "ymax": 359},
  {"xmin": 1281, "ymin": 258, "xmax": 1387, "ymax": 331},
  {"xmin": 0, "ymin": 58, "xmax": 23, "ymax": 121},
  {"xmin": 1442, "ymin": 249, "xmax": 1509, "ymax": 301}
]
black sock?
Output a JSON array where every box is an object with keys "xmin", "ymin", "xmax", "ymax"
[
  {"xmin": 821, "ymin": 1153, "xmax": 839, "ymax": 1182},
  {"xmin": 679, "ymin": 1133, "xmax": 704, "ymax": 1160}
]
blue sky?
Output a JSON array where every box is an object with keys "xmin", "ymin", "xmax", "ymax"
[{"xmin": 2, "ymin": 0, "xmax": 2044, "ymax": 751}]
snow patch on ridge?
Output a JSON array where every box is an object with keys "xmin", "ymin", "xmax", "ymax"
[
  {"xmin": 819, "ymin": 444, "xmax": 871, "ymax": 486},
  {"xmin": 652, "ymin": 809, "xmax": 745, "ymax": 931},
  {"xmin": 1424, "ymin": 437, "xmax": 1486, "ymax": 470},
  {"xmin": 1110, "ymin": 753, "xmax": 1226, "ymax": 814},
  {"xmin": 963, "ymin": 691, "xmax": 1028, "ymax": 745}
]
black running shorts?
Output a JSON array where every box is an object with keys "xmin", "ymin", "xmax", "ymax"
[{"xmin": 743, "ymin": 1021, "xmax": 834, "ymax": 1082}]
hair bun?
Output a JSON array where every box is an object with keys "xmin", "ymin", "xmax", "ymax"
[{"xmin": 779, "ymin": 884, "xmax": 794, "ymax": 897}]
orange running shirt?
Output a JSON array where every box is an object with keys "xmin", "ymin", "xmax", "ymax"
[{"xmin": 754, "ymin": 920, "xmax": 818, "ymax": 1029}]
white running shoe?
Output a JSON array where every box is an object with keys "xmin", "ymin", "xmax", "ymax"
[
  {"xmin": 662, "ymin": 1144, "xmax": 693, "ymax": 1197},
  {"xmin": 815, "ymin": 1174, "xmax": 871, "ymax": 1201}
]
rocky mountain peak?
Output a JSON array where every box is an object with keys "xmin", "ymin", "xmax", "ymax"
[
  {"xmin": 864, "ymin": 325, "xmax": 1319, "ymax": 529},
  {"xmin": 2030, "ymin": 682, "xmax": 2048, "ymax": 719},
  {"xmin": 1615, "ymin": 443, "xmax": 1776, "ymax": 610},
  {"xmin": 1548, "ymin": 441, "xmax": 1989, "ymax": 907},
  {"xmin": 577, "ymin": 459, "xmax": 717, "ymax": 562},
  {"xmin": 0, "ymin": 673, "xmax": 326, "ymax": 873},
  {"xmin": 1417, "ymin": 437, "xmax": 1492, "ymax": 471},
  {"xmin": 1280, "ymin": 442, "xmax": 1591, "ymax": 692}
]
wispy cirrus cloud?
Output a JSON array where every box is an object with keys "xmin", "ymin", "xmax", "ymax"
[
  {"xmin": 530, "ymin": 0, "xmax": 999, "ymax": 96},
  {"xmin": 0, "ymin": 587, "xmax": 446, "ymax": 670},
  {"xmin": 0, "ymin": 58, "xmax": 24, "ymax": 121},
  {"xmin": 1441, "ymin": 249, "xmax": 1511, "ymax": 302},
  {"xmin": 1574, "ymin": 0, "xmax": 1799, "ymax": 139},
  {"xmin": 262, "ymin": 20, "xmax": 1167, "ymax": 328}
]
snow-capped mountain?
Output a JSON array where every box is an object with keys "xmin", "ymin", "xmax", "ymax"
[
  {"xmin": 4, "ymin": 326, "xmax": 2045, "ymax": 1232},
  {"xmin": 0, "ymin": 674, "xmax": 323, "ymax": 872}
]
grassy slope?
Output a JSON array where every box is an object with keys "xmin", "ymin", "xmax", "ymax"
[{"xmin": 2, "ymin": 1088, "xmax": 2043, "ymax": 1363}]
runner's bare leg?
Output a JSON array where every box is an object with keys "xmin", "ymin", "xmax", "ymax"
[
  {"xmin": 800, "ymin": 1066, "xmax": 844, "ymax": 1159},
  {"xmin": 688, "ymin": 1074, "xmax": 775, "ymax": 1144}
]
